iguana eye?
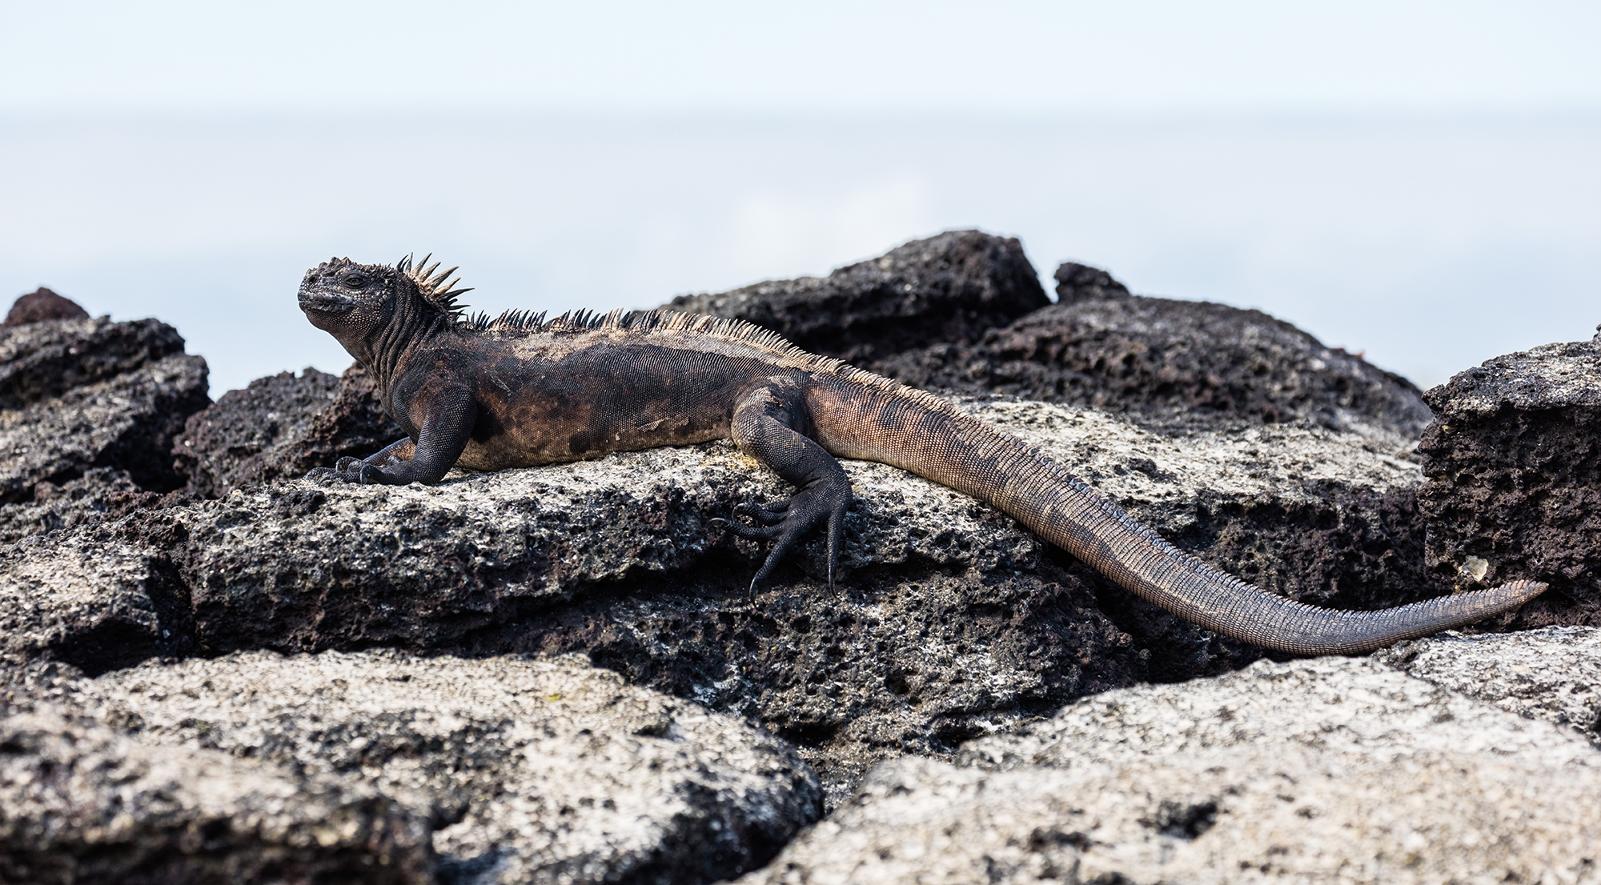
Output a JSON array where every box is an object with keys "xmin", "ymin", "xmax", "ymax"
[{"xmin": 343, "ymin": 273, "xmax": 369, "ymax": 290}]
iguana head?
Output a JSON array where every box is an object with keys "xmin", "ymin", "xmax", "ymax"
[
  {"xmin": 298, "ymin": 257, "xmax": 403, "ymax": 337},
  {"xmin": 299, "ymin": 254, "xmax": 473, "ymax": 366}
]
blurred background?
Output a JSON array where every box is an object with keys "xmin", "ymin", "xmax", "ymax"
[{"xmin": 2, "ymin": 1, "xmax": 1597, "ymax": 394}]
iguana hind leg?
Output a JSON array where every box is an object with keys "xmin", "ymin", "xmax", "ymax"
[
  {"xmin": 724, "ymin": 381, "xmax": 853, "ymax": 594},
  {"xmin": 333, "ymin": 436, "xmax": 416, "ymax": 473}
]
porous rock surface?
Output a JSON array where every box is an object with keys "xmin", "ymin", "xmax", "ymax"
[
  {"xmin": 0, "ymin": 307, "xmax": 209, "ymax": 544},
  {"xmin": 667, "ymin": 230, "xmax": 1049, "ymax": 365},
  {"xmin": 7, "ymin": 651, "xmax": 820, "ymax": 885},
  {"xmin": 1419, "ymin": 337, "xmax": 1601, "ymax": 626},
  {"xmin": 878, "ymin": 262, "xmax": 1432, "ymax": 437},
  {"xmin": 746, "ymin": 649, "xmax": 1601, "ymax": 884},
  {"xmin": 0, "ymin": 468, "xmax": 156, "ymax": 545},
  {"xmin": 173, "ymin": 364, "xmax": 401, "ymax": 498},
  {"xmin": 1378, "ymin": 626, "xmax": 1601, "ymax": 744},
  {"xmin": 3, "ymin": 398, "xmax": 1439, "ymax": 800},
  {"xmin": 0, "ymin": 537, "xmax": 191, "ymax": 673},
  {"xmin": 0, "ymin": 312, "xmax": 194, "ymax": 413},
  {"xmin": 0, "ymin": 704, "xmax": 433, "ymax": 885}
]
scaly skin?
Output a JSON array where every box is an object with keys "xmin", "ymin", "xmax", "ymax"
[{"xmin": 298, "ymin": 255, "xmax": 1547, "ymax": 655}]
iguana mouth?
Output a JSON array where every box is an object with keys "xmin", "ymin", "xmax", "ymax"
[{"xmin": 298, "ymin": 293, "xmax": 355, "ymax": 312}]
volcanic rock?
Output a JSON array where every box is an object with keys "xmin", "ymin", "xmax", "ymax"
[
  {"xmin": 1418, "ymin": 337, "xmax": 1601, "ymax": 627},
  {"xmin": 0, "ymin": 314, "xmax": 191, "ymax": 411},
  {"xmin": 746, "ymin": 650, "xmax": 1601, "ymax": 884},
  {"xmin": 879, "ymin": 263, "xmax": 1432, "ymax": 437},
  {"xmin": 1378, "ymin": 626, "xmax": 1601, "ymax": 744},
  {"xmin": 8, "ymin": 651, "xmax": 821, "ymax": 884},
  {"xmin": 0, "ymin": 301, "xmax": 210, "ymax": 546},
  {"xmin": 667, "ymin": 230, "xmax": 1048, "ymax": 364},
  {"xmin": 0, "ymin": 705, "xmax": 433, "ymax": 885},
  {"xmin": 1052, "ymin": 260, "xmax": 1130, "ymax": 302},
  {"xmin": 4, "ymin": 398, "xmax": 1442, "ymax": 800}
]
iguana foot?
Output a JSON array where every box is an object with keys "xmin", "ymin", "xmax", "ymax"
[
  {"xmin": 723, "ymin": 480, "xmax": 850, "ymax": 596},
  {"xmin": 303, "ymin": 457, "xmax": 381, "ymax": 484}
]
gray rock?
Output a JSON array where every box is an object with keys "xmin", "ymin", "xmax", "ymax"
[
  {"xmin": 0, "ymin": 352, "xmax": 208, "ymax": 504},
  {"xmin": 0, "ymin": 315, "xmax": 188, "ymax": 410},
  {"xmin": 0, "ymin": 313, "xmax": 209, "ymax": 546},
  {"xmin": 879, "ymin": 271, "xmax": 1433, "ymax": 438},
  {"xmin": 0, "ymin": 467, "xmax": 156, "ymax": 548},
  {"xmin": 0, "ymin": 533, "xmax": 189, "ymax": 672},
  {"xmin": 667, "ymin": 230, "xmax": 1048, "ymax": 365},
  {"xmin": 5, "ymin": 398, "xmax": 1444, "ymax": 800},
  {"xmin": 15, "ymin": 650, "xmax": 822, "ymax": 884},
  {"xmin": 0, "ymin": 353, "xmax": 207, "ymax": 499},
  {"xmin": 746, "ymin": 653, "xmax": 1601, "ymax": 884},
  {"xmin": 1419, "ymin": 337, "xmax": 1601, "ymax": 628},
  {"xmin": 1378, "ymin": 626, "xmax": 1601, "ymax": 743},
  {"xmin": 0, "ymin": 705, "xmax": 433, "ymax": 885}
]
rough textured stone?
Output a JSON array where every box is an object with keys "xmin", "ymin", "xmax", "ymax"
[
  {"xmin": 0, "ymin": 467, "xmax": 156, "ymax": 547},
  {"xmin": 667, "ymin": 230, "xmax": 1048, "ymax": 365},
  {"xmin": 746, "ymin": 654, "xmax": 1601, "ymax": 884},
  {"xmin": 3, "ymin": 287, "xmax": 89, "ymax": 327},
  {"xmin": 0, "ymin": 352, "xmax": 208, "ymax": 503},
  {"xmin": 0, "ymin": 313, "xmax": 209, "ymax": 548},
  {"xmin": 16, "ymin": 651, "xmax": 821, "ymax": 885},
  {"xmin": 0, "ymin": 315, "xmax": 189, "ymax": 410},
  {"xmin": 1419, "ymin": 338, "xmax": 1601, "ymax": 627},
  {"xmin": 0, "ymin": 706, "xmax": 433, "ymax": 885},
  {"xmin": 0, "ymin": 534, "xmax": 189, "ymax": 672},
  {"xmin": 1378, "ymin": 626, "xmax": 1601, "ymax": 744},
  {"xmin": 6, "ymin": 398, "xmax": 1446, "ymax": 800},
  {"xmin": 173, "ymin": 364, "xmax": 401, "ymax": 498},
  {"xmin": 879, "ymin": 278, "xmax": 1432, "ymax": 437}
]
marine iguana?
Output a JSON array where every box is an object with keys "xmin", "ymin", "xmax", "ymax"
[{"xmin": 297, "ymin": 254, "xmax": 1547, "ymax": 655}]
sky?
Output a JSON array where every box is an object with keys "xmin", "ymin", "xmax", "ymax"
[
  {"xmin": 5, "ymin": 2, "xmax": 1598, "ymax": 114},
  {"xmin": 2, "ymin": 3, "xmax": 1598, "ymax": 394}
]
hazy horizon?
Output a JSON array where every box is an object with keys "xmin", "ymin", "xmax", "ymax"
[{"xmin": 4, "ymin": 110, "xmax": 1598, "ymax": 395}]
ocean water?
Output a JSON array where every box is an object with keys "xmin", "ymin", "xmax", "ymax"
[{"xmin": 2, "ymin": 112, "xmax": 1597, "ymax": 395}]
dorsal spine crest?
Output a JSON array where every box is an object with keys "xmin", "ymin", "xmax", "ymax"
[{"xmin": 460, "ymin": 305, "xmax": 961, "ymax": 416}]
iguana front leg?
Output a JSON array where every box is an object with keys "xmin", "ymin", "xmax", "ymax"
[
  {"xmin": 308, "ymin": 388, "xmax": 476, "ymax": 486},
  {"xmin": 723, "ymin": 381, "xmax": 853, "ymax": 593}
]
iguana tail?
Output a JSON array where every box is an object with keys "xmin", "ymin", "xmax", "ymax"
[{"xmin": 808, "ymin": 379, "xmax": 1546, "ymax": 655}]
